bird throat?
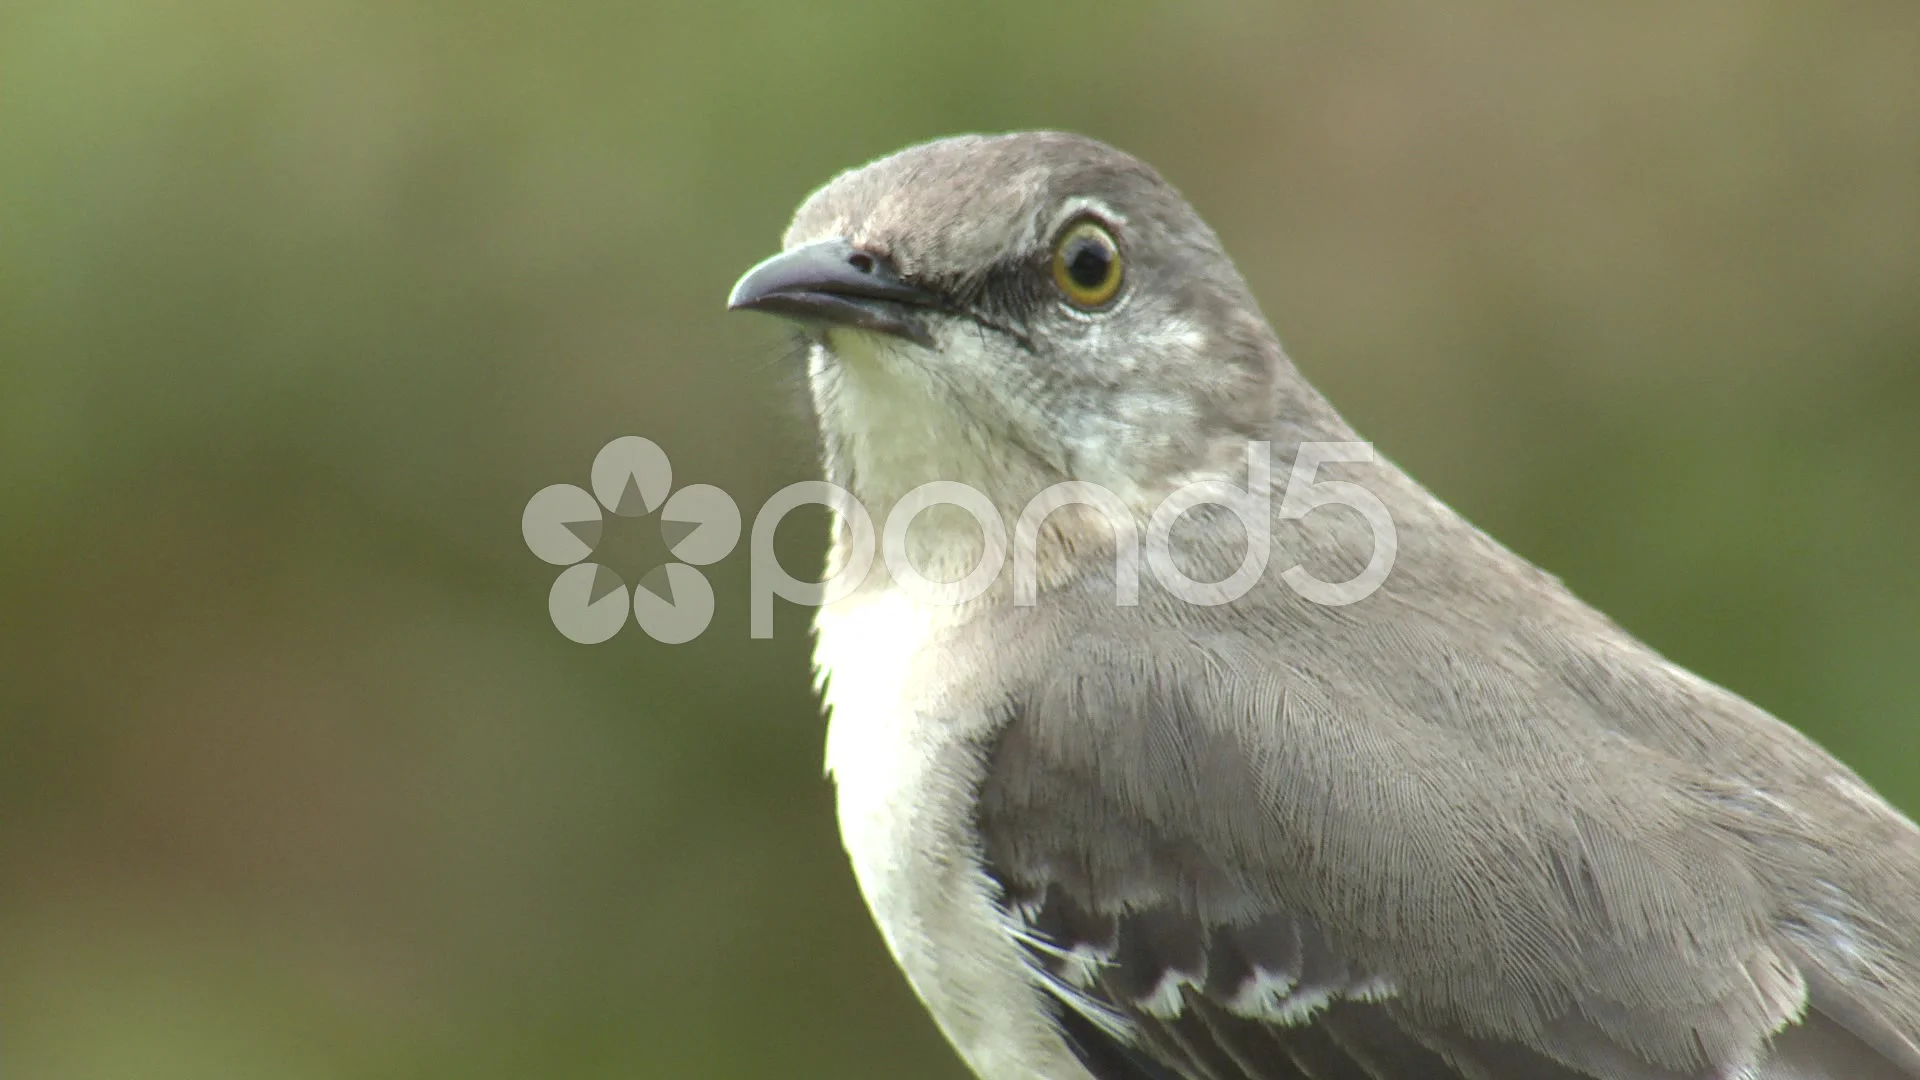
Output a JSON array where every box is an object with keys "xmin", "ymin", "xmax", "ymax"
[{"xmin": 808, "ymin": 330, "xmax": 1128, "ymax": 602}]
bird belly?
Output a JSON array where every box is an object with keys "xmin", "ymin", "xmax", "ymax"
[{"xmin": 816, "ymin": 587, "xmax": 1093, "ymax": 1080}]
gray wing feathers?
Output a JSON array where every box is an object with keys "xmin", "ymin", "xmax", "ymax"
[
  {"xmin": 1755, "ymin": 1006, "xmax": 1917, "ymax": 1080},
  {"xmin": 973, "ymin": 606, "xmax": 1920, "ymax": 1080}
]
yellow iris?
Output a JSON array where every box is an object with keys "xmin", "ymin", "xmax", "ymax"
[{"xmin": 1050, "ymin": 220, "xmax": 1123, "ymax": 308}]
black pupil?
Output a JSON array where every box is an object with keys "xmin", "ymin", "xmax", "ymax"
[{"xmin": 1066, "ymin": 237, "xmax": 1111, "ymax": 289}]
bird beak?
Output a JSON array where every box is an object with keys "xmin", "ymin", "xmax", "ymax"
[{"xmin": 727, "ymin": 239, "xmax": 937, "ymax": 347}]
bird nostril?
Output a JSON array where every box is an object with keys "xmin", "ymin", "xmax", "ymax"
[{"xmin": 847, "ymin": 252, "xmax": 875, "ymax": 274}]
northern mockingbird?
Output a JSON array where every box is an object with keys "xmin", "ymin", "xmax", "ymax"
[{"xmin": 726, "ymin": 132, "xmax": 1920, "ymax": 1080}]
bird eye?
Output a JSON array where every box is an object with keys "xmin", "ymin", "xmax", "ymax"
[{"xmin": 1050, "ymin": 219, "xmax": 1123, "ymax": 309}]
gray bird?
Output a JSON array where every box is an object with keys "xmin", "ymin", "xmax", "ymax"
[{"xmin": 726, "ymin": 132, "xmax": 1920, "ymax": 1080}]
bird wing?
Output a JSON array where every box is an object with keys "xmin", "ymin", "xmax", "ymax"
[{"xmin": 971, "ymin": 617, "xmax": 1920, "ymax": 1080}]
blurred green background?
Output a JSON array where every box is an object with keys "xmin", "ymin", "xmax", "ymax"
[{"xmin": 3, "ymin": 2, "xmax": 1917, "ymax": 1077}]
